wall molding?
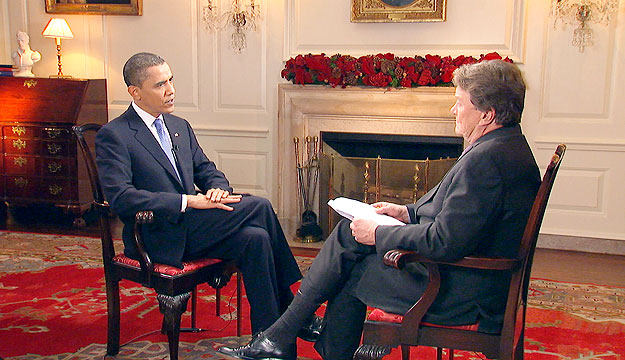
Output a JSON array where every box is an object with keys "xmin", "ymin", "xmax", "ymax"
[
  {"xmin": 284, "ymin": 0, "xmax": 526, "ymax": 63},
  {"xmin": 0, "ymin": 0, "xmax": 10, "ymax": 64},
  {"xmin": 213, "ymin": 0, "xmax": 268, "ymax": 113},
  {"xmin": 540, "ymin": 9, "xmax": 617, "ymax": 121},
  {"xmin": 538, "ymin": 234, "xmax": 625, "ymax": 255},
  {"xmin": 194, "ymin": 126, "xmax": 269, "ymax": 138},
  {"xmin": 535, "ymin": 138, "xmax": 625, "ymax": 152}
]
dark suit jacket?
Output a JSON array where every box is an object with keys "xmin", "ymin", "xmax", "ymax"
[
  {"xmin": 353, "ymin": 125, "xmax": 540, "ymax": 333},
  {"xmin": 95, "ymin": 105, "xmax": 232, "ymax": 267}
]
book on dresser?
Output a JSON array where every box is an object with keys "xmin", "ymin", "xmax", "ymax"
[{"xmin": 0, "ymin": 77, "xmax": 108, "ymax": 226}]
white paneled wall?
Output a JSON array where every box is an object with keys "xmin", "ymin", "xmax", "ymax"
[{"xmin": 1, "ymin": 0, "xmax": 624, "ymax": 252}]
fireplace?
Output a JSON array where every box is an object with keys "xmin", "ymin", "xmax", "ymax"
[
  {"xmin": 318, "ymin": 131, "xmax": 462, "ymax": 237},
  {"xmin": 277, "ymin": 84, "xmax": 459, "ymax": 238}
]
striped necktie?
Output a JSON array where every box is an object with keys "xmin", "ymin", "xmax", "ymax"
[{"xmin": 154, "ymin": 117, "xmax": 180, "ymax": 181}]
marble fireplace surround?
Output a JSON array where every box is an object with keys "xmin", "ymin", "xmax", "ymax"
[{"xmin": 277, "ymin": 84, "xmax": 459, "ymax": 235}]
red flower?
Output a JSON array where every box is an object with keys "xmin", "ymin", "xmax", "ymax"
[
  {"xmin": 359, "ymin": 56, "xmax": 377, "ymax": 76},
  {"xmin": 377, "ymin": 53, "xmax": 395, "ymax": 61},
  {"xmin": 481, "ymin": 52, "xmax": 503, "ymax": 61},
  {"xmin": 367, "ymin": 72, "xmax": 392, "ymax": 87},
  {"xmin": 295, "ymin": 54, "xmax": 306, "ymax": 66},
  {"xmin": 400, "ymin": 77, "xmax": 413, "ymax": 88},
  {"xmin": 424, "ymin": 54, "xmax": 442, "ymax": 67},
  {"xmin": 294, "ymin": 68, "xmax": 313, "ymax": 84},
  {"xmin": 417, "ymin": 69, "xmax": 432, "ymax": 86}
]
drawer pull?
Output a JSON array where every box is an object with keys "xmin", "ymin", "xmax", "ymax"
[
  {"xmin": 12, "ymin": 126, "xmax": 26, "ymax": 136},
  {"xmin": 14, "ymin": 157, "xmax": 28, "ymax": 167},
  {"xmin": 12, "ymin": 139, "xmax": 27, "ymax": 150},
  {"xmin": 46, "ymin": 128, "xmax": 62, "ymax": 139},
  {"xmin": 14, "ymin": 177, "xmax": 28, "ymax": 188},
  {"xmin": 49, "ymin": 184, "xmax": 63, "ymax": 195},
  {"xmin": 23, "ymin": 79, "xmax": 37, "ymax": 88},
  {"xmin": 47, "ymin": 143, "xmax": 62, "ymax": 154},
  {"xmin": 48, "ymin": 162, "xmax": 63, "ymax": 173}
]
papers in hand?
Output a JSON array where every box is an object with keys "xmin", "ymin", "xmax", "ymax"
[{"xmin": 327, "ymin": 197, "xmax": 406, "ymax": 226}]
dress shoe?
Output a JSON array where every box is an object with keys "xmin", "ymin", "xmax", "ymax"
[
  {"xmin": 217, "ymin": 331, "xmax": 296, "ymax": 360},
  {"xmin": 297, "ymin": 314, "xmax": 324, "ymax": 342}
]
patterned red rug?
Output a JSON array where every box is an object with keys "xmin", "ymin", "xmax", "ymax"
[{"xmin": 1, "ymin": 231, "xmax": 624, "ymax": 359}]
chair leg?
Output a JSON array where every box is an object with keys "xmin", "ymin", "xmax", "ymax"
[
  {"xmin": 191, "ymin": 288, "xmax": 197, "ymax": 328},
  {"xmin": 236, "ymin": 271, "xmax": 242, "ymax": 337},
  {"xmin": 216, "ymin": 287, "xmax": 221, "ymax": 316},
  {"xmin": 157, "ymin": 292, "xmax": 191, "ymax": 360},
  {"xmin": 105, "ymin": 278, "xmax": 121, "ymax": 356},
  {"xmin": 400, "ymin": 345, "xmax": 410, "ymax": 360},
  {"xmin": 181, "ymin": 288, "xmax": 202, "ymax": 333},
  {"xmin": 436, "ymin": 348, "xmax": 443, "ymax": 360}
]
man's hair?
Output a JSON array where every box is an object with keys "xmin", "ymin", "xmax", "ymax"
[
  {"xmin": 123, "ymin": 52, "xmax": 166, "ymax": 87},
  {"xmin": 452, "ymin": 60, "xmax": 526, "ymax": 126}
]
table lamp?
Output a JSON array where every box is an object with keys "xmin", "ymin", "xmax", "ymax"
[{"xmin": 42, "ymin": 18, "xmax": 74, "ymax": 78}]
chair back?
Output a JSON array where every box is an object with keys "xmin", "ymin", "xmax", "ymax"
[
  {"xmin": 72, "ymin": 124, "xmax": 116, "ymax": 262},
  {"xmin": 504, "ymin": 144, "xmax": 566, "ymax": 356}
]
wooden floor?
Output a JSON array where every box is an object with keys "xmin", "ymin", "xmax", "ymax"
[{"xmin": 2, "ymin": 204, "xmax": 625, "ymax": 288}]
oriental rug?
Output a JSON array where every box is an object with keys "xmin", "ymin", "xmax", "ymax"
[{"xmin": 1, "ymin": 230, "xmax": 624, "ymax": 360}]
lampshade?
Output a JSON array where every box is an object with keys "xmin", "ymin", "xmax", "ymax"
[{"xmin": 42, "ymin": 18, "xmax": 74, "ymax": 39}]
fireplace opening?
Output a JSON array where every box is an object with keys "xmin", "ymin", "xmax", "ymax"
[
  {"xmin": 321, "ymin": 132, "xmax": 463, "ymax": 160},
  {"xmin": 318, "ymin": 131, "xmax": 463, "ymax": 237}
]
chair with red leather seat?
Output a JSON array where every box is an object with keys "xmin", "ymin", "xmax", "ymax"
[
  {"xmin": 73, "ymin": 123, "xmax": 241, "ymax": 360},
  {"xmin": 353, "ymin": 144, "xmax": 566, "ymax": 360}
]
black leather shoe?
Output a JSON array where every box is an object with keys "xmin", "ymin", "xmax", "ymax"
[
  {"xmin": 217, "ymin": 331, "xmax": 296, "ymax": 360},
  {"xmin": 297, "ymin": 314, "xmax": 324, "ymax": 342}
]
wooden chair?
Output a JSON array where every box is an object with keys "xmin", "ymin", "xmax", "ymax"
[
  {"xmin": 354, "ymin": 144, "xmax": 566, "ymax": 360},
  {"xmin": 72, "ymin": 123, "xmax": 242, "ymax": 360}
]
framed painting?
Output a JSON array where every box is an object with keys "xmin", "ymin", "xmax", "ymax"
[
  {"xmin": 45, "ymin": 0, "xmax": 142, "ymax": 16},
  {"xmin": 351, "ymin": 0, "xmax": 446, "ymax": 23}
]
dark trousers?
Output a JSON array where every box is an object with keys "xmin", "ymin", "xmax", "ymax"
[
  {"xmin": 183, "ymin": 195, "xmax": 302, "ymax": 333},
  {"xmin": 298, "ymin": 219, "xmax": 376, "ymax": 360}
]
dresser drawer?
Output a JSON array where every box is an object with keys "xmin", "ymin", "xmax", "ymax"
[
  {"xmin": 4, "ymin": 176, "xmax": 73, "ymax": 200},
  {"xmin": 41, "ymin": 178, "xmax": 73, "ymax": 200},
  {"xmin": 3, "ymin": 125, "xmax": 37, "ymax": 139},
  {"xmin": 3, "ymin": 138, "xmax": 72, "ymax": 156},
  {"xmin": 42, "ymin": 157, "xmax": 74, "ymax": 176},
  {"xmin": 4, "ymin": 176, "xmax": 39, "ymax": 196},
  {"xmin": 4, "ymin": 155, "xmax": 39, "ymax": 175},
  {"xmin": 3, "ymin": 155, "xmax": 74, "ymax": 177},
  {"xmin": 3, "ymin": 125, "xmax": 72, "ymax": 140}
]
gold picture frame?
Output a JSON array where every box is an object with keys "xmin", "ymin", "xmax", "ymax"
[
  {"xmin": 45, "ymin": 0, "xmax": 142, "ymax": 16},
  {"xmin": 351, "ymin": 0, "xmax": 446, "ymax": 23}
]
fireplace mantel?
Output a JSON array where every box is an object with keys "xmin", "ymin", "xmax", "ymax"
[{"xmin": 277, "ymin": 84, "xmax": 458, "ymax": 235}]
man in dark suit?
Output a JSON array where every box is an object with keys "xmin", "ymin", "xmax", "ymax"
[
  {"xmin": 95, "ymin": 52, "xmax": 304, "ymax": 335},
  {"xmin": 218, "ymin": 59, "xmax": 541, "ymax": 360}
]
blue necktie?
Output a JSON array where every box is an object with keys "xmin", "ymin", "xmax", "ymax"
[{"xmin": 154, "ymin": 117, "xmax": 181, "ymax": 181}]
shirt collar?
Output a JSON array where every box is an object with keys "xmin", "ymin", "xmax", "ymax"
[{"xmin": 131, "ymin": 101, "xmax": 161, "ymax": 128}]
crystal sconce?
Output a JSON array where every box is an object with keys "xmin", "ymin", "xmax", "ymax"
[
  {"xmin": 201, "ymin": 0, "xmax": 261, "ymax": 53},
  {"xmin": 550, "ymin": 0, "xmax": 619, "ymax": 52}
]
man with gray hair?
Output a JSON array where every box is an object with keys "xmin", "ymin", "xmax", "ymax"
[
  {"xmin": 95, "ymin": 52, "xmax": 320, "ymax": 336},
  {"xmin": 219, "ymin": 59, "xmax": 541, "ymax": 360}
]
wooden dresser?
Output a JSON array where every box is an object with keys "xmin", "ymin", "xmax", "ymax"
[{"xmin": 0, "ymin": 77, "xmax": 107, "ymax": 225}]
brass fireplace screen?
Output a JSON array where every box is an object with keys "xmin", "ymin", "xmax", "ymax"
[{"xmin": 318, "ymin": 153, "xmax": 457, "ymax": 237}]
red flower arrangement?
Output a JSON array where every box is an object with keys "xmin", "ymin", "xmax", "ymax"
[{"xmin": 281, "ymin": 52, "xmax": 512, "ymax": 88}]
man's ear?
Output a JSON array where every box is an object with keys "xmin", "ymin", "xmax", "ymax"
[
  {"xmin": 127, "ymin": 85, "xmax": 140, "ymax": 101},
  {"xmin": 480, "ymin": 108, "xmax": 496, "ymax": 124}
]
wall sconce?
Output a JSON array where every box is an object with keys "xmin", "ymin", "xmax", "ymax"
[
  {"xmin": 42, "ymin": 18, "xmax": 74, "ymax": 78},
  {"xmin": 550, "ymin": 0, "xmax": 618, "ymax": 52},
  {"xmin": 201, "ymin": 0, "xmax": 261, "ymax": 53}
]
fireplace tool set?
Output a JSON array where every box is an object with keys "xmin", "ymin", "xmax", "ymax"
[{"xmin": 293, "ymin": 136, "xmax": 323, "ymax": 242}]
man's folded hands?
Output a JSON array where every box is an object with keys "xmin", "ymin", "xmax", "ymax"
[{"xmin": 187, "ymin": 189, "xmax": 242, "ymax": 210}]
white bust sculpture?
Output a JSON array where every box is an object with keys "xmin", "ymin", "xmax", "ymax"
[{"xmin": 12, "ymin": 31, "xmax": 42, "ymax": 78}]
